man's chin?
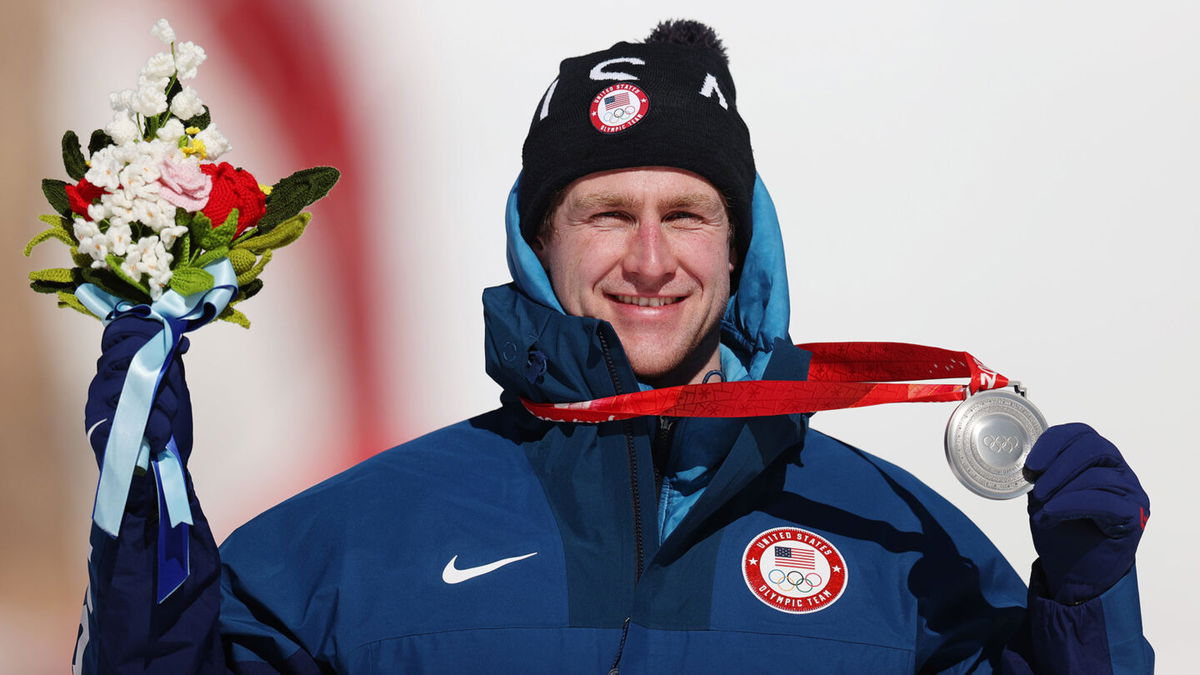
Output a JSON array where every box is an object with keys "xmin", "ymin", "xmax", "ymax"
[{"xmin": 626, "ymin": 346, "xmax": 714, "ymax": 388}]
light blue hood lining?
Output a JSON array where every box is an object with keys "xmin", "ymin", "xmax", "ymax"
[{"xmin": 504, "ymin": 173, "xmax": 793, "ymax": 543}]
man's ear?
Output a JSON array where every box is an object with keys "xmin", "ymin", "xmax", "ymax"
[{"xmin": 531, "ymin": 236, "xmax": 547, "ymax": 264}]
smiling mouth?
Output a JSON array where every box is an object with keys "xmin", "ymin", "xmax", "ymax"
[{"xmin": 610, "ymin": 294, "xmax": 683, "ymax": 308}]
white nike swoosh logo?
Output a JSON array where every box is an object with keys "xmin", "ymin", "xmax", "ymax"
[{"xmin": 441, "ymin": 552, "xmax": 538, "ymax": 584}]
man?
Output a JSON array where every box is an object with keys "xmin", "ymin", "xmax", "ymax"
[{"xmin": 77, "ymin": 21, "xmax": 1151, "ymax": 673}]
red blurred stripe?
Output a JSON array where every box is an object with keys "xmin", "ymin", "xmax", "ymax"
[{"xmin": 204, "ymin": 0, "xmax": 397, "ymax": 465}]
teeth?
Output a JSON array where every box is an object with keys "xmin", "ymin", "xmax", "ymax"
[{"xmin": 615, "ymin": 295, "xmax": 679, "ymax": 308}]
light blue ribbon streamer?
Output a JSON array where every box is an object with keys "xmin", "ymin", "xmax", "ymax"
[
  {"xmin": 76, "ymin": 258, "xmax": 236, "ymax": 540},
  {"xmin": 153, "ymin": 437, "xmax": 190, "ymax": 602}
]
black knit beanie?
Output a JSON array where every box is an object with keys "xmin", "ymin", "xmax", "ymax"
[{"xmin": 520, "ymin": 20, "xmax": 756, "ymax": 261}]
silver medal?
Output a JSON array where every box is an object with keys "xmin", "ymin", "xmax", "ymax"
[{"xmin": 944, "ymin": 387, "xmax": 1047, "ymax": 500}]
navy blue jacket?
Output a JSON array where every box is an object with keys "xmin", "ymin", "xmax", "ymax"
[{"xmin": 75, "ymin": 178, "xmax": 1152, "ymax": 673}]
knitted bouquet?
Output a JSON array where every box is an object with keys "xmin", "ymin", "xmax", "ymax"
[
  {"xmin": 24, "ymin": 18, "xmax": 338, "ymax": 328},
  {"xmin": 23, "ymin": 19, "xmax": 341, "ymax": 600}
]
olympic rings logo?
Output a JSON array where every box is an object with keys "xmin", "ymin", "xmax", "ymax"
[
  {"xmin": 982, "ymin": 435, "xmax": 1020, "ymax": 454},
  {"xmin": 601, "ymin": 105, "xmax": 638, "ymax": 124},
  {"xmin": 767, "ymin": 568, "xmax": 824, "ymax": 594}
]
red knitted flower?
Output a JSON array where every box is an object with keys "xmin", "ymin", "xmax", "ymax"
[
  {"xmin": 65, "ymin": 178, "xmax": 106, "ymax": 220},
  {"xmin": 200, "ymin": 162, "xmax": 266, "ymax": 237}
]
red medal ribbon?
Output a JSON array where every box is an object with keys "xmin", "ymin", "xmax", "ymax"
[{"xmin": 521, "ymin": 342, "xmax": 1010, "ymax": 423}]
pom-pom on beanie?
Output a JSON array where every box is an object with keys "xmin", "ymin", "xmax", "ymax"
[{"xmin": 520, "ymin": 20, "xmax": 756, "ymax": 264}]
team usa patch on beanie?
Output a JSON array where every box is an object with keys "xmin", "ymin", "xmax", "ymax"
[
  {"xmin": 520, "ymin": 20, "xmax": 756, "ymax": 257},
  {"xmin": 590, "ymin": 83, "xmax": 650, "ymax": 134}
]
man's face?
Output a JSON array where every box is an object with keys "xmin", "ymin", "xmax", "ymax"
[{"xmin": 534, "ymin": 167, "xmax": 734, "ymax": 387}]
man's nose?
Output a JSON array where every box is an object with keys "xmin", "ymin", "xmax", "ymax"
[{"xmin": 622, "ymin": 218, "xmax": 676, "ymax": 284}]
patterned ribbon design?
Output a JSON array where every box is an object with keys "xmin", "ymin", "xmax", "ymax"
[
  {"xmin": 76, "ymin": 258, "xmax": 236, "ymax": 602},
  {"xmin": 522, "ymin": 342, "xmax": 1010, "ymax": 423}
]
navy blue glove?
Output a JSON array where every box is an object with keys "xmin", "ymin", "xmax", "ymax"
[
  {"xmin": 1024, "ymin": 423, "xmax": 1149, "ymax": 604},
  {"xmin": 85, "ymin": 314, "xmax": 193, "ymax": 470}
]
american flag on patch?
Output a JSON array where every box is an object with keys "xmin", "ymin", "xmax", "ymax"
[
  {"xmin": 774, "ymin": 546, "xmax": 815, "ymax": 569},
  {"xmin": 604, "ymin": 91, "xmax": 631, "ymax": 110}
]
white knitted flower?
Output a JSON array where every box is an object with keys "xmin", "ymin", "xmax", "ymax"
[
  {"xmin": 87, "ymin": 202, "xmax": 109, "ymax": 223},
  {"xmin": 85, "ymin": 148, "xmax": 123, "ymax": 191},
  {"xmin": 78, "ymin": 233, "xmax": 110, "ymax": 267},
  {"xmin": 148, "ymin": 269, "xmax": 173, "ymax": 300},
  {"xmin": 73, "ymin": 217, "xmax": 100, "ymax": 242},
  {"xmin": 174, "ymin": 42, "xmax": 207, "ymax": 81},
  {"xmin": 133, "ymin": 196, "xmax": 170, "ymax": 230},
  {"xmin": 156, "ymin": 118, "xmax": 186, "ymax": 143},
  {"xmin": 107, "ymin": 223, "xmax": 133, "ymax": 256},
  {"xmin": 151, "ymin": 19, "xmax": 176, "ymax": 45},
  {"xmin": 127, "ymin": 236, "xmax": 174, "ymax": 299},
  {"xmin": 102, "ymin": 189, "xmax": 138, "ymax": 229},
  {"xmin": 109, "ymin": 89, "xmax": 135, "ymax": 112},
  {"xmin": 142, "ymin": 52, "xmax": 176, "ymax": 80},
  {"xmin": 170, "ymin": 86, "xmax": 204, "ymax": 121},
  {"xmin": 158, "ymin": 224, "xmax": 188, "ymax": 249},
  {"xmin": 119, "ymin": 154, "xmax": 162, "ymax": 191},
  {"xmin": 105, "ymin": 110, "xmax": 141, "ymax": 146},
  {"xmin": 195, "ymin": 123, "xmax": 231, "ymax": 159},
  {"xmin": 131, "ymin": 77, "xmax": 169, "ymax": 116}
]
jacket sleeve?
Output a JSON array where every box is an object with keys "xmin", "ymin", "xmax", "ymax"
[
  {"xmin": 72, "ymin": 470, "xmax": 225, "ymax": 673},
  {"xmin": 71, "ymin": 471, "xmax": 326, "ymax": 674},
  {"xmin": 999, "ymin": 563, "xmax": 1154, "ymax": 674}
]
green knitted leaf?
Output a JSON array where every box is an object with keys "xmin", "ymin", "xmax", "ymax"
[
  {"xmin": 231, "ymin": 212, "xmax": 310, "ymax": 254},
  {"xmin": 38, "ymin": 213, "xmax": 71, "ymax": 230},
  {"xmin": 193, "ymin": 245, "xmax": 229, "ymax": 270},
  {"xmin": 228, "ymin": 247, "xmax": 256, "ymax": 274},
  {"xmin": 236, "ymin": 249, "xmax": 272, "ymax": 286},
  {"xmin": 175, "ymin": 207, "xmax": 194, "ymax": 229},
  {"xmin": 218, "ymin": 304, "xmax": 251, "ymax": 329},
  {"xmin": 81, "ymin": 266, "xmax": 151, "ymax": 305},
  {"xmin": 105, "ymin": 255, "xmax": 151, "ymax": 295},
  {"xmin": 29, "ymin": 267, "xmax": 76, "ymax": 284},
  {"xmin": 169, "ymin": 266, "xmax": 214, "ymax": 296},
  {"xmin": 42, "ymin": 179, "xmax": 71, "ymax": 216},
  {"xmin": 31, "ymin": 280, "xmax": 71, "ymax": 294},
  {"xmin": 183, "ymin": 105, "xmax": 211, "ymax": 131},
  {"xmin": 176, "ymin": 225, "xmax": 191, "ymax": 263},
  {"xmin": 240, "ymin": 277, "xmax": 264, "ymax": 301},
  {"xmin": 88, "ymin": 129, "xmax": 113, "ymax": 155},
  {"xmin": 57, "ymin": 291, "xmax": 98, "ymax": 319},
  {"xmin": 24, "ymin": 227, "xmax": 76, "ymax": 256},
  {"xmin": 201, "ymin": 208, "xmax": 237, "ymax": 249},
  {"xmin": 187, "ymin": 212, "xmax": 212, "ymax": 252},
  {"xmin": 62, "ymin": 131, "xmax": 88, "ymax": 181},
  {"xmin": 72, "ymin": 250, "xmax": 93, "ymax": 268},
  {"xmin": 257, "ymin": 167, "xmax": 340, "ymax": 232}
]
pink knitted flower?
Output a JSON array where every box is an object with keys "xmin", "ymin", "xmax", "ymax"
[{"xmin": 157, "ymin": 154, "xmax": 212, "ymax": 211}]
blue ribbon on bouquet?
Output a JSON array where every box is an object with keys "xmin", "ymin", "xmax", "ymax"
[{"xmin": 76, "ymin": 258, "xmax": 236, "ymax": 602}]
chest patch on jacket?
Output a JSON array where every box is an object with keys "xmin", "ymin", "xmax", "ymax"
[{"xmin": 742, "ymin": 527, "xmax": 848, "ymax": 614}]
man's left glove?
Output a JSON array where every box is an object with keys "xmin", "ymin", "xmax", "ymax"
[{"xmin": 1024, "ymin": 423, "xmax": 1149, "ymax": 605}]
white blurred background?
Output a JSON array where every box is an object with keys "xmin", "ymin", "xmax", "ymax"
[{"xmin": 3, "ymin": 0, "xmax": 1197, "ymax": 671}]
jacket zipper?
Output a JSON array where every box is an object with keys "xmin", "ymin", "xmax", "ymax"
[
  {"xmin": 652, "ymin": 416, "xmax": 676, "ymax": 496},
  {"xmin": 596, "ymin": 330, "xmax": 643, "ymax": 675},
  {"xmin": 595, "ymin": 330, "xmax": 646, "ymax": 580}
]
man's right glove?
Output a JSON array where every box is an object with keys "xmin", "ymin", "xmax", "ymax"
[
  {"xmin": 85, "ymin": 314, "xmax": 193, "ymax": 472},
  {"xmin": 1024, "ymin": 423, "xmax": 1149, "ymax": 605}
]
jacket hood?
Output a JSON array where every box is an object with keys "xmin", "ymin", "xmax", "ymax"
[
  {"xmin": 486, "ymin": 172, "xmax": 810, "ymax": 548},
  {"xmin": 502, "ymin": 172, "xmax": 792, "ymax": 384}
]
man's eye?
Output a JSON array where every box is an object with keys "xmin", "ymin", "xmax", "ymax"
[{"xmin": 665, "ymin": 211, "xmax": 703, "ymax": 222}]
